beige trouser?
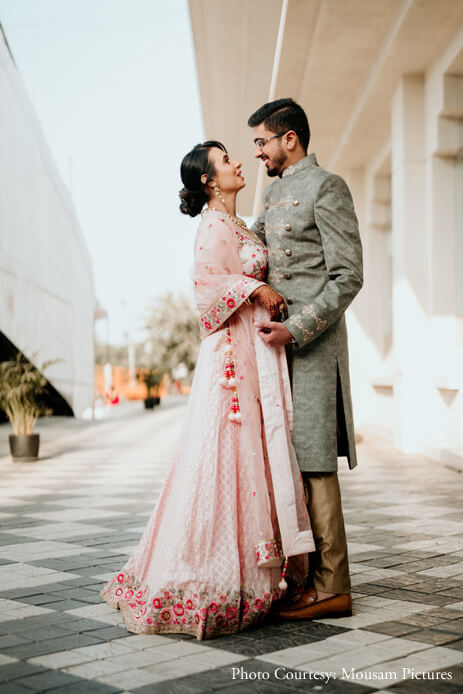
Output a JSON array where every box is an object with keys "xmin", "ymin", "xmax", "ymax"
[{"xmin": 302, "ymin": 472, "xmax": 351, "ymax": 594}]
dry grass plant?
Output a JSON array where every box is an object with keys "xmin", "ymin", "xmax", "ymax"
[{"xmin": 0, "ymin": 352, "xmax": 57, "ymax": 435}]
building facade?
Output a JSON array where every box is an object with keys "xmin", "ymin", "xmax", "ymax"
[
  {"xmin": 0, "ymin": 25, "xmax": 96, "ymax": 417},
  {"xmin": 189, "ymin": 0, "xmax": 463, "ymax": 466}
]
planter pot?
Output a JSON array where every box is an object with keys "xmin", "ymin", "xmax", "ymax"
[
  {"xmin": 9, "ymin": 434, "xmax": 40, "ymax": 462},
  {"xmin": 144, "ymin": 397, "xmax": 161, "ymax": 409}
]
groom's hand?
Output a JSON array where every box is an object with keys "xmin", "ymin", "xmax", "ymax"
[{"xmin": 255, "ymin": 320, "xmax": 293, "ymax": 347}]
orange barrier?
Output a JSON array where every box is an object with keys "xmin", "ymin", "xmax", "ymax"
[{"xmin": 94, "ymin": 365, "xmax": 190, "ymax": 401}]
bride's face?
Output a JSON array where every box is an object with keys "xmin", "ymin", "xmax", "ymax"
[{"xmin": 208, "ymin": 147, "xmax": 245, "ymax": 195}]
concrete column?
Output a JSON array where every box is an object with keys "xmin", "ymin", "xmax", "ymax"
[
  {"xmin": 457, "ymin": 153, "xmax": 463, "ymax": 316},
  {"xmin": 368, "ymin": 174, "xmax": 392, "ymax": 358},
  {"xmin": 345, "ymin": 167, "xmax": 376, "ymax": 427},
  {"xmin": 391, "ymin": 75, "xmax": 431, "ymax": 453}
]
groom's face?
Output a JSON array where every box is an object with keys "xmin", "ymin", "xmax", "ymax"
[{"xmin": 252, "ymin": 124, "xmax": 287, "ymax": 177}]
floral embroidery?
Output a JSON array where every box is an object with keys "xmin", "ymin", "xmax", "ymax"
[
  {"xmin": 267, "ymin": 246, "xmax": 285, "ymax": 260},
  {"xmin": 282, "ymin": 165, "xmax": 296, "ymax": 177},
  {"xmin": 237, "ymin": 235, "xmax": 267, "ymax": 281},
  {"xmin": 199, "ymin": 277, "xmax": 262, "ymax": 338},
  {"xmin": 101, "ymin": 572, "xmax": 282, "ymax": 640},
  {"xmin": 235, "ymin": 227, "xmax": 267, "ymax": 249},
  {"xmin": 268, "ymin": 268, "xmax": 284, "ymax": 286},
  {"xmin": 288, "ymin": 313, "xmax": 314, "ymax": 343},
  {"xmin": 281, "ymin": 156, "xmax": 314, "ymax": 178},
  {"xmin": 266, "ymin": 195, "xmax": 295, "ymax": 210},
  {"xmin": 255, "ymin": 539, "xmax": 281, "ymax": 566},
  {"xmin": 197, "ymin": 224, "xmax": 268, "ymax": 338},
  {"xmin": 265, "ymin": 221, "xmax": 287, "ymax": 238},
  {"xmin": 302, "ymin": 303, "xmax": 328, "ymax": 332}
]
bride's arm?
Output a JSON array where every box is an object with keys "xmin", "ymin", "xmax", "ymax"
[{"xmin": 192, "ymin": 217, "xmax": 264, "ymax": 337}]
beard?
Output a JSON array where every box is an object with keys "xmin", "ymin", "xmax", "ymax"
[{"xmin": 266, "ymin": 144, "xmax": 287, "ymax": 177}]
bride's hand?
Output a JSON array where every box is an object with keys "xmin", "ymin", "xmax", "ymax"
[{"xmin": 250, "ymin": 286, "xmax": 288, "ymax": 321}]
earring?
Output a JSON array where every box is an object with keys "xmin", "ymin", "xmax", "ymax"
[{"xmin": 213, "ymin": 182, "xmax": 226, "ymax": 205}]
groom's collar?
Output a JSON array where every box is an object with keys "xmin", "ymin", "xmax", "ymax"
[{"xmin": 281, "ymin": 153, "xmax": 318, "ymax": 178}]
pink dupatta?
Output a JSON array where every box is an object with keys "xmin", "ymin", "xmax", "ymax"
[{"xmin": 193, "ymin": 210, "xmax": 314, "ymax": 562}]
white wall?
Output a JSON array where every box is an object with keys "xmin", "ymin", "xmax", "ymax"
[
  {"xmin": 0, "ymin": 33, "xmax": 95, "ymax": 416},
  {"xmin": 347, "ymin": 26, "xmax": 463, "ymax": 466}
]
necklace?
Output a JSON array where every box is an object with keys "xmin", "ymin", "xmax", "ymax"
[{"xmin": 204, "ymin": 206, "xmax": 249, "ymax": 232}]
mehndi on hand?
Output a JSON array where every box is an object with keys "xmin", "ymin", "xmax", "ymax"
[{"xmin": 250, "ymin": 286, "xmax": 288, "ymax": 321}]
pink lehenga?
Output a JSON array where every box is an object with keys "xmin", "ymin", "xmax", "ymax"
[{"xmin": 101, "ymin": 208, "xmax": 314, "ymax": 640}]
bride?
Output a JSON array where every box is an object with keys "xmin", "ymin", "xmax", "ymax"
[{"xmin": 101, "ymin": 140, "xmax": 314, "ymax": 640}]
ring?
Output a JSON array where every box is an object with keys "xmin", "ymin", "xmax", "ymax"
[{"xmin": 279, "ymin": 303, "xmax": 285, "ymax": 313}]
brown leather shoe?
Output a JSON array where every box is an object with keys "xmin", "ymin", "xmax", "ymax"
[
  {"xmin": 277, "ymin": 593, "xmax": 352, "ymax": 620},
  {"xmin": 275, "ymin": 586, "xmax": 317, "ymax": 612}
]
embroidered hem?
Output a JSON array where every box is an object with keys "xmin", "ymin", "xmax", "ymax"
[
  {"xmin": 100, "ymin": 572, "xmax": 284, "ymax": 640},
  {"xmin": 199, "ymin": 277, "xmax": 263, "ymax": 338}
]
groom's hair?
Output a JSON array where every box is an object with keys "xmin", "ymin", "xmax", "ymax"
[{"xmin": 248, "ymin": 98, "xmax": 310, "ymax": 151}]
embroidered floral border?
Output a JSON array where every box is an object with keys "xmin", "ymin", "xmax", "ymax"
[
  {"xmin": 268, "ymin": 268, "xmax": 285, "ymax": 286},
  {"xmin": 302, "ymin": 303, "xmax": 328, "ymax": 332},
  {"xmin": 199, "ymin": 277, "xmax": 263, "ymax": 338},
  {"xmin": 266, "ymin": 195, "xmax": 295, "ymax": 210},
  {"xmin": 267, "ymin": 247, "xmax": 286, "ymax": 260},
  {"xmin": 288, "ymin": 313, "xmax": 314, "ymax": 343},
  {"xmin": 265, "ymin": 221, "xmax": 287, "ymax": 238},
  {"xmin": 101, "ymin": 571, "xmax": 282, "ymax": 640},
  {"xmin": 287, "ymin": 303, "xmax": 328, "ymax": 345}
]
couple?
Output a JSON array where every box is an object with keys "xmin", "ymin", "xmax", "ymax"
[{"xmin": 101, "ymin": 98, "xmax": 363, "ymax": 639}]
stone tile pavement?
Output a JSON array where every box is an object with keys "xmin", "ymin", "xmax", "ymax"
[{"xmin": 0, "ymin": 400, "xmax": 462, "ymax": 692}]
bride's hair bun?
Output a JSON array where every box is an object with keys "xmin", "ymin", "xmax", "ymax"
[
  {"xmin": 178, "ymin": 187, "xmax": 205, "ymax": 217},
  {"xmin": 179, "ymin": 140, "xmax": 227, "ymax": 217}
]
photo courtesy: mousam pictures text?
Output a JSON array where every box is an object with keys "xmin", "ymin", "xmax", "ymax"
[{"xmin": 231, "ymin": 667, "xmax": 455, "ymax": 683}]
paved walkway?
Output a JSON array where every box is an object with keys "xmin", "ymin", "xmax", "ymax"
[{"xmin": 0, "ymin": 401, "xmax": 462, "ymax": 693}]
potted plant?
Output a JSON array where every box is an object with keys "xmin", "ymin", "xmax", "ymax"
[
  {"xmin": 0, "ymin": 352, "xmax": 55, "ymax": 461},
  {"xmin": 143, "ymin": 369, "xmax": 162, "ymax": 409}
]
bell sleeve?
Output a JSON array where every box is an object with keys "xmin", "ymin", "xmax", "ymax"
[{"xmin": 192, "ymin": 216, "xmax": 265, "ymax": 338}]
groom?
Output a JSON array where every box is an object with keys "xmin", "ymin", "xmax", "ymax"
[{"xmin": 248, "ymin": 98, "xmax": 363, "ymax": 619}]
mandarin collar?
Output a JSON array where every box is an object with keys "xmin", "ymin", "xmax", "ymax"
[{"xmin": 281, "ymin": 153, "xmax": 318, "ymax": 178}]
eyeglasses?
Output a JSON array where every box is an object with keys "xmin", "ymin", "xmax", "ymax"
[{"xmin": 253, "ymin": 132, "xmax": 288, "ymax": 150}]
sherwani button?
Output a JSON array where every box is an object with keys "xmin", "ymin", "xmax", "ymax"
[
  {"xmin": 293, "ymin": 200, "xmax": 299, "ymax": 207},
  {"xmin": 285, "ymin": 224, "xmax": 291, "ymax": 231},
  {"xmin": 285, "ymin": 249, "xmax": 292, "ymax": 256},
  {"xmin": 284, "ymin": 273, "xmax": 292, "ymax": 280},
  {"xmin": 265, "ymin": 203, "xmax": 269, "ymax": 209}
]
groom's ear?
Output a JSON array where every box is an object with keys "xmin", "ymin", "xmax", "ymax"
[{"xmin": 285, "ymin": 131, "xmax": 298, "ymax": 151}]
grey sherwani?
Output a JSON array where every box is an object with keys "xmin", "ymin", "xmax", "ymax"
[{"xmin": 252, "ymin": 154, "xmax": 363, "ymax": 473}]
